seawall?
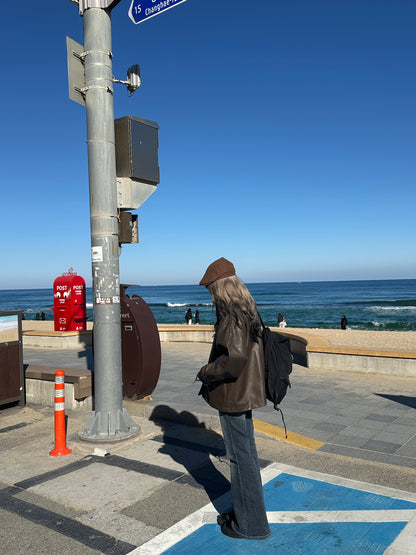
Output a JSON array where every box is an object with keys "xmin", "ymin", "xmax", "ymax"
[{"xmin": 21, "ymin": 322, "xmax": 416, "ymax": 378}]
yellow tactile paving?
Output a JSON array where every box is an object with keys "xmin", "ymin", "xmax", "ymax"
[{"xmin": 253, "ymin": 418, "xmax": 325, "ymax": 450}]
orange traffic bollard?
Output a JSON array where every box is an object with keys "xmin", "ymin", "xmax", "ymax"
[{"xmin": 49, "ymin": 370, "xmax": 72, "ymax": 457}]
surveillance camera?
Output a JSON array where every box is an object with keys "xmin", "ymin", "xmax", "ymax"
[{"xmin": 127, "ymin": 64, "xmax": 141, "ymax": 94}]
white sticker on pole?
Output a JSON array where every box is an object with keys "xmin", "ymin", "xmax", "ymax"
[{"xmin": 92, "ymin": 246, "xmax": 103, "ymax": 262}]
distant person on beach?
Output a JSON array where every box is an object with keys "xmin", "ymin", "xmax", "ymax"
[
  {"xmin": 35, "ymin": 313, "xmax": 40, "ymax": 320},
  {"xmin": 41, "ymin": 312, "xmax": 46, "ymax": 321},
  {"xmin": 185, "ymin": 308, "xmax": 193, "ymax": 325},
  {"xmin": 278, "ymin": 314, "xmax": 287, "ymax": 328},
  {"xmin": 195, "ymin": 309, "xmax": 200, "ymax": 325},
  {"xmin": 197, "ymin": 257, "xmax": 271, "ymax": 540},
  {"xmin": 341, "ymin": 315, "xmax": 348, "ymax": 330}
]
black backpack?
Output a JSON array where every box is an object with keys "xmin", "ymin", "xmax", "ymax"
[{"xmin": 258, "ymin": 312, "xmax": 293, "ymax": 436}]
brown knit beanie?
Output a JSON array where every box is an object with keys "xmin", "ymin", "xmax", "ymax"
[{"xmin": 199, "ymin": 257, "xmax": 236, "ymax": 286}]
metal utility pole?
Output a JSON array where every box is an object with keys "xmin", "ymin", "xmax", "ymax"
[{"xmin": 76, "ymin": 1, "xmax": 138, "ymax": 441}]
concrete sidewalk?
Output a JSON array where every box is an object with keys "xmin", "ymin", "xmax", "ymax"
[
  {"xmin": 0, "ymin": 341, "xmax": 415, "ymax": 553},
  {"xmin": 1, "ymin": 402, "xmax": 416, "ymax": 554},
  {"xmin": 23, "ymin": 341, "xmax": 416, "ymax": 468}
]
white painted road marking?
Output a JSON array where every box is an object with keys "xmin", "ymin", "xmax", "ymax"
[{"xmin": 130, "ymin": 463, "xmax": 416, "ymax": 554}]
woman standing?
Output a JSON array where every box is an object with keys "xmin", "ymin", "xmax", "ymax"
[
  {"xmin": 185, "ymin": 308, "xmax": 193, "ymax": 325},
  {"xmin": 197, "ymin": 257, "xmax": 271, "ymax": 540}
]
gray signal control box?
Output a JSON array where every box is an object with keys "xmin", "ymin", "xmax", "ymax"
[{"xmin": 115, "ymin": 116, "xmax": 160, "ymax": 185}]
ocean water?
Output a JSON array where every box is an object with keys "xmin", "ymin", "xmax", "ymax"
[
  {"xmin": 0, "ymin": 279, "xmax": 415, "ymax": 332},
  {"xmin": 0, "ymin": 314, "xmax": 18, "ymax": 332}
]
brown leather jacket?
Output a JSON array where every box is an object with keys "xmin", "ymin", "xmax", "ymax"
[{"xmin": 197, "ymin": 315, "xmax": 267, "ymax": 413}]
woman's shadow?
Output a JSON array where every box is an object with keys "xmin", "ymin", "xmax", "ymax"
[{"xmin": 150, "ymin": 405, "xmax": 232, "ymax": 514}]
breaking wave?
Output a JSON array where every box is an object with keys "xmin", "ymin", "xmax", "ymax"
[
  {"xmin": 166, "ymin": 302, "xmax": 212, "ymax": 308},
  {"xmin": 365, "ymin": 305, "xmax": 416, "ymax": 313}
]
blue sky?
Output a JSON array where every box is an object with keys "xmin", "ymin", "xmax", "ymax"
[{"xmin": 1, "ymin": 1, "xmax": 415, "ymax": 288}]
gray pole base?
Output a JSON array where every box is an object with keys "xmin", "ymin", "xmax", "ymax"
[{"xmin": 78, "ymin": 408, "xmax": 140, "ymax": 442}]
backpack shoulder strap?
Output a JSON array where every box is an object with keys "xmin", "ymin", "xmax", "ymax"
[{"xmin": 257, "ymin": 308, "xmax": 266, "ymax": 330}]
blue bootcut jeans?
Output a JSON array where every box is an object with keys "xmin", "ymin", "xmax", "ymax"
[{"xmin": 219, "ymin": 410, "xmax": 271, "ymax": 539}]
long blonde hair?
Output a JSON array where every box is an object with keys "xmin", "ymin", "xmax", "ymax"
[{"xmin": 207, "ymin": 275, "xmax": 261, "ymax": 341}]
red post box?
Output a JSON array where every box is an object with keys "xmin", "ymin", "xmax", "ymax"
[{"xmin": 53, "ymin": 269, "xmax": 87, "ymax": 331}]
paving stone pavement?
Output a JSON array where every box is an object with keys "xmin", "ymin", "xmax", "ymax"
[
  {"xmin": 1, "ymin": 401, "xmax": 415, "ymax": 555},
  {"xmin": 23, "ymin": 341, "xmax": 416, "ymax": 468},
  {"xmin": 0, "ymin": 341, "xmax": 414, "ymax": 554}
]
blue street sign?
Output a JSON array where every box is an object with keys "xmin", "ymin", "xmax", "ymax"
[{"xmin": 129, "ymin": 0, "xmax": 187, "ymax": 25}]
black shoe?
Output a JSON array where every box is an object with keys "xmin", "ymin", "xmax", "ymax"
[
  {"xmin": 217, "ymin": 510, "xmax": 235, "ymax": 528},
  {"xmin": 220, "ymin": 520, "xmax": 246, "ymax": 539}
]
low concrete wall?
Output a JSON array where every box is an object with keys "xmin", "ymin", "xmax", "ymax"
[
  {"xmin": 157, "ymin": 325, "xmax": 214, "ymax": 343},
  {"xmin": 23, "ymin": 331, "xmax": 92, "ymax": 349},
  {"xmin": 25, "ymin": 379, "xmax": 92, "ymax": 410},
  {"xmin": 157, "ymin": 326, "xmax": 310, "ymax": 367},
  {"xmin": 308, "ymin": 350, "xmax": 416, "ymax": 377},
  {"xmin": 22, "ymin": 324, "xmax": 416, "ymax": 379},
  {"xmin": 24, "ymin": 364, "xmax": 93, "ymax": 409},
  {"xmin": 22, "ymin": 325, "xmax": 212, "ymax": 348},
  {"xmin": 281, "ymin": 329, "xmax": 416, "ymax": 378}
]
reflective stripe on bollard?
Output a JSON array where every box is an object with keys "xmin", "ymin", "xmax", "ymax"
[{"xmin": 49, "ymin": 370, "xmax": 72, "ymax": 457}]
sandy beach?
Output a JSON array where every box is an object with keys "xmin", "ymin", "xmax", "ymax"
[{"xmin": 18, "ymin": 320, "xmax": 416, "ymax": 353}]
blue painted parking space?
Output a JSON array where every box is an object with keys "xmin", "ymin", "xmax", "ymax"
[
  {"xmin": 263, "ymin": 472, "xmax": 416, "ymax": 511},
  {"xmin": 132, "ymin": 463, "xmax": 416, "ymax": 554},
  {"xmin": 163, "ymin": 521, "xmax": 407, "ymax": 554}
]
